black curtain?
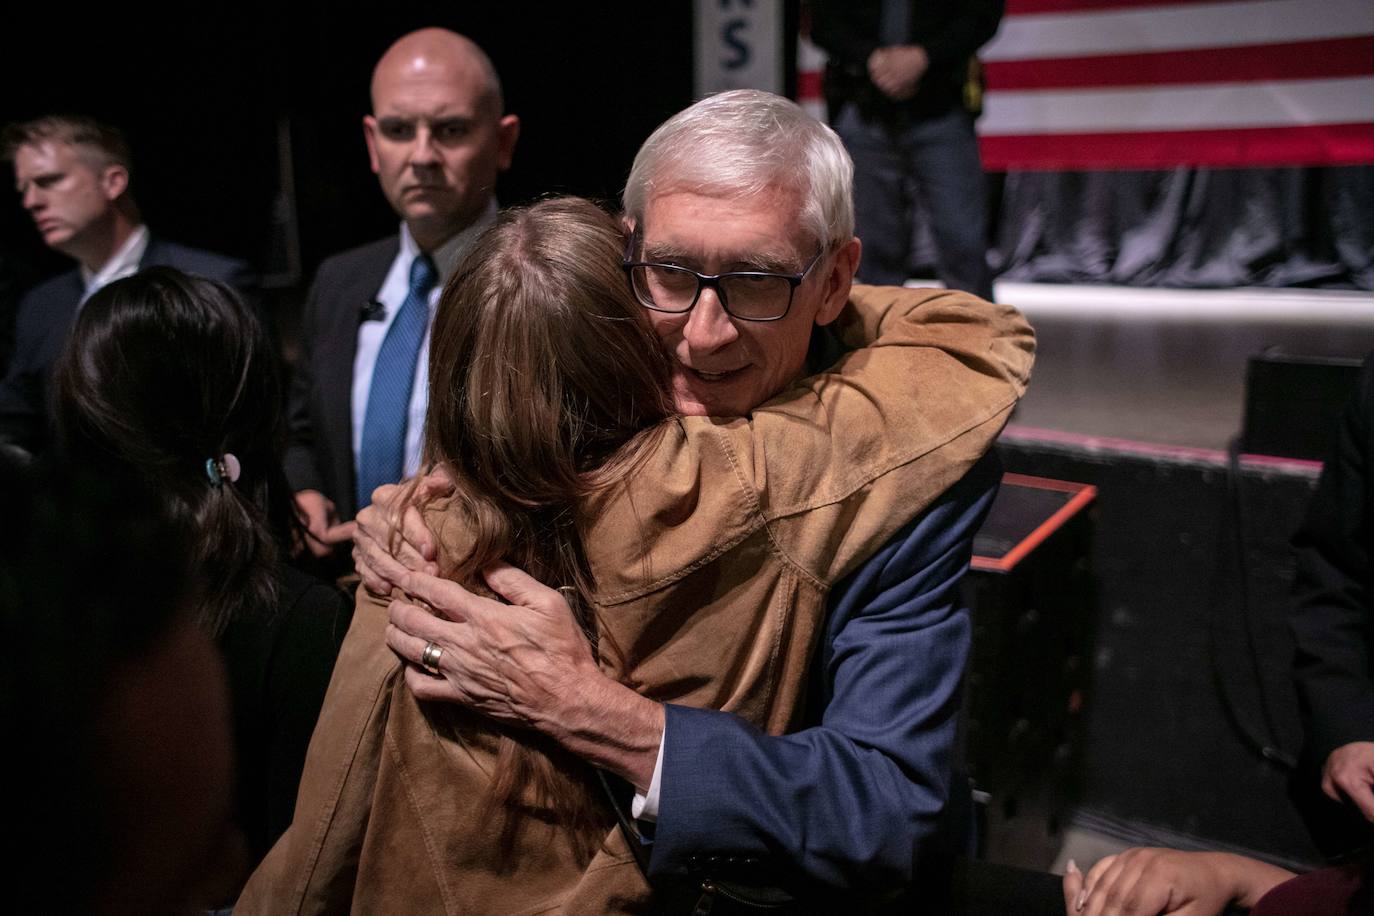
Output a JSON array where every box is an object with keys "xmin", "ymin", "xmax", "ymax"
[{"xmin": 987, "ymin": 166, "xmax": 1374, "ymax": 290}]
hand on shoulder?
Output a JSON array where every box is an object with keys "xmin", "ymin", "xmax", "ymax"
[{"xmin": 1323, "ymin": 741, "xmax": 1374, "ymax": 822}]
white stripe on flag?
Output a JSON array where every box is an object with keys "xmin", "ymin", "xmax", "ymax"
[
  {"xmin": 980, "ymin": 76, "xmax": 1374, "ymax": 135},
  {"xmin": 798, "ymin": 33, "xmax": 827, "ymax": 70},
  {"xmin": 982, "ymin": 0, "xmax": 1374, "ymax": 62}
]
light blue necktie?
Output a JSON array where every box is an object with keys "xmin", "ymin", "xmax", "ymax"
[{"xmin": 356, "ymin": 253, "xmax": 437, "ymax": 510}]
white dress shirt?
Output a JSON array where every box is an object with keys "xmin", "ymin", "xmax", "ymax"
[
  {"xmin": 79, "ymin": 224, "xmax": 149, "ymax": 304},
  {"xmin": 351, "ymin": 206, "xmax": 497, "ymax": 480},
  {"xmin": 632, "ymin": 729, "xmax": 666, "ymax": 822}
]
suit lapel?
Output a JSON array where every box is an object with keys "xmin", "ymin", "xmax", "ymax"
[
  {"xmin": 323, "ymin": 237, "xmax": 398, "ymax": 517},
  {"xmin": 47, "ymin": 271, "xmax": 85, "ymax": 350},
  {"xmin": 139, "ymin": 236, "xmax": 161, "ymax": 267}
]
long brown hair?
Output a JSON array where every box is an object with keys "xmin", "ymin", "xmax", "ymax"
[{"xmin": 417, "ymin": 196, "xmax": 673, "ymax": 861}]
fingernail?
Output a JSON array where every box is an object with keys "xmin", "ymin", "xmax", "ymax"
[
  {"xmin": 1067, "ymin": 859, "xmax": 1079, "ymax": 875},
  {"xmin": 1075, "ymin": 889, "xmax": 1086, "ymax": 911}
]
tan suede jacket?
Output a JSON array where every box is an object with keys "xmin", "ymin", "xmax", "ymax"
[{"xmin": 237, "ymin": 285, "xmax": 1034, "ymax": 915}]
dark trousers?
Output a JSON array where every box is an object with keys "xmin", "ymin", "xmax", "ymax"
[{"xmin": 834, "ymin": 104, "xmax": 994, "ymax": 301}]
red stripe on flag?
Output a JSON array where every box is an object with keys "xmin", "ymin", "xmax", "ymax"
[
  {"xmin": 985, "ymin": 36, "xmax": 1374, "ymax": 90},
  {"xmin": 1006, "ymin": 0, "xmax": 1251, "ymax": 14},
  {"xmin": 796, "ymin": 70, "xmax": 823, "ymax": 101},
  {"xmin": 979, "ymin": 123, "xmax": 1374, "ymax": 170}
]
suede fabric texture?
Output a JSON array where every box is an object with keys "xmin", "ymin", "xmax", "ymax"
[{"xmin": 238, "ymin": 285, "xmax": 1035, "ymax": 914}]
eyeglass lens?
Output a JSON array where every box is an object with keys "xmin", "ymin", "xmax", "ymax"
[{"xmin": 630, "ymin": 265, "xmax": 793, "ymax": 320}]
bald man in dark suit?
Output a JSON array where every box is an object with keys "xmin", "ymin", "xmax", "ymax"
[{"xmin": 285, "ymin": 28, "xmax": 519, "ymax": 557}]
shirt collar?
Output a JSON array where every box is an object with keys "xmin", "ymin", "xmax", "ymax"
[
  {"xmin": 399, "ymin": 199, "xmax": 499, "ymax": 283},
  {"xmin": 81, "ymin": 224, "xmax": 150, "ymax": 298}
]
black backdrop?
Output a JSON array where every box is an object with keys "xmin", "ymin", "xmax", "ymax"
[
  {"xmin": 0, "ymin": 3, "xmax": 698, "ymax": 299},
  {"xmin": 989, "ymin": 167, "xmax": 1374, "ymax": 290},
  {"xmin": 6, "ymin": 3, "xmax": 1369, "ymax": 307}
]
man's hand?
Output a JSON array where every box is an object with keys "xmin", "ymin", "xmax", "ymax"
[
  {"xmin": 1322, "ymin": 741, "xmax": 1374, "ymax": 821},
  {"xmin": 352, "ymin": 471, "xmax": 453, "ymax": 594},
  {"xmin": 1063, "ymin": 848, "xmax": 1293, "ymax": 915},
  {"xmin": 383, "ymin": 563, "xmax": 664, "ymax": 791},
  {"xmin": 294, "ymin": 489, "xmax": 354, "ymax": 559},
  {"xmin": 868, "ymin": 45, "xmax": 929, "ymax": 101}
]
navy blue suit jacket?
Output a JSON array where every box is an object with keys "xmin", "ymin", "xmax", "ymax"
[
  {"xmin": 651, "ymin": 451, "xmax": 999, "ymax": 891},
  {"xmin": 0, "ymin": 236, "xmax": 255, "ymax": 455}
]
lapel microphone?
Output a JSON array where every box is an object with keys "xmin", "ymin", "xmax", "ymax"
[{"xmin": 359, "ymin": 297, "xmax": 386, "ymax": 323}]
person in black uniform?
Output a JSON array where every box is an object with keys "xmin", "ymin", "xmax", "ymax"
[
  {"xmin": 1290, "ymin": 352, "xmax": 1374, "ymax": 854},
  {"xmin": 812, "ymin": 0, "xmax": 1002, "ymax": 301}
]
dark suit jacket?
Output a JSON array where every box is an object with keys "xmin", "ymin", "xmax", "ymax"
[
  {"xmin": 284, "ymin": 236, "xmax": 398, "ymax": 523},
  {"xmin": 1290, "ymin": 353, "xmax": 1374, "ymax": 765},
  {"xmin": 0, "ymin": 236, "xmax": 255, "ymax": 456}
]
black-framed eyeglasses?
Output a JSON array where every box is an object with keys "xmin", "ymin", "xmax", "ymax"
[{"xmin": 622, "ymin": 244, "xmax": 826, "ymax": 323}]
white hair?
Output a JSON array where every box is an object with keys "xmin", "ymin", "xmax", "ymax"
[{"xmin": 623, "ymin": 90, "xmax": 855, "ymax": 249}]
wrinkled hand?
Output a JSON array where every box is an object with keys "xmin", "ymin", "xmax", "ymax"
[
  {"xmin": 385, "ymin": 563, "xmax": 602, "ymax": 732},
  {"xmin": 384, "ymin": 563, "xmax": 663, "ymax": 788},
  {"xmin": 1322, "ymin": 741, "xmax": 1374, "ymax": 821},
  {"xmin": 1064, "ymin": 848, "xmax": 1292, "ymax": 916},
  {"xmin": 294, "ymin": 489, "xmax": 354, "ymax": 559},
  {"xmin": 351, "ymin": 470, "xmax": 454, "ymax": 595},
  {"xmin": 868, "ymin": 44, "xmax": 929, "ymax": 101}
]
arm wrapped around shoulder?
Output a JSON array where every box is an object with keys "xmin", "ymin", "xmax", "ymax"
[{"xmin": 834, "ymin": 284, "xmax": 1034, "ymax": 400}]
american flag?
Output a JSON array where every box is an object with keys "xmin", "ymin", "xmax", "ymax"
[{"xmin": 977, "ymin": 0, "xmax": 1374, "ymax": 170}]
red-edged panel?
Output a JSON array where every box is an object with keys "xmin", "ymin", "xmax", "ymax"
[{"xmin": 970, "ymin": 473, "xmax": 1098, "ymax": 574}]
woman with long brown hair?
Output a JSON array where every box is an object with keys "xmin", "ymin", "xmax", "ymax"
[
  {"xmin": 401, "ymin": 195, "xmax": 676, "ymax": 860},
  {"xmin": 240, "ymin": 194, "xmax": 1032, "ymax": 914}
]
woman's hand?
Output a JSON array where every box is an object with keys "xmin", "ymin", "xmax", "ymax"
[
  {"xmin": 351, "ymin": 470, "xmax": 453, "ymax": 595},
  {"xmin": 1063, "ymin": 848, "xmax": 1294, "ymax": 916},
  {"xmin": 1322, "ymin": 741, "xmax": 1374, "ymax": 822}
]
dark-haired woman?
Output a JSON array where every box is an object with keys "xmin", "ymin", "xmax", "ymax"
[
  {"xmin": 52, "ymin": 267, "xmax": 353, "ymax": 897},
  {"xmin": 240, "ymin": 196, "xmax": 1033, "ymax": 914}
]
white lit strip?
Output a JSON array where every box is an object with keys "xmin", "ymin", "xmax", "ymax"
[
  {"xmin": 992, "ymin": 280, "xmax": 1374, "ymax": 325},
  {"xmin": 979, "ymin": 76, "xmax": 1374, "ymax": 135},
  {"xmin": 982, "ymin": 0, "xmax": 1374, "ymax": 61}
]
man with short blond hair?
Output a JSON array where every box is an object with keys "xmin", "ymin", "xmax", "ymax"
[{"xmin": 1, "ymin": 114, "xmax": 253, "ymax": 454}]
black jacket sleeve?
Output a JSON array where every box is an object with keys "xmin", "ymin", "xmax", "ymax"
[
  {"xmin": 1289, "ymin": 354, "xmax": 1374, "ymax": 764},
  {"xmin": 915, "ymin": 0, "xmax": 1004, "ymax": 76},
  {"xmin": 810, "ymin": 1, "xmax": 882, "ymax": 67},
  {"xmin": 811, "ymin": 0, "xmax": 1003, "ymax": 67}
]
